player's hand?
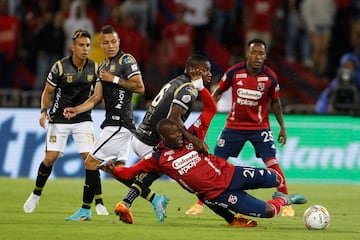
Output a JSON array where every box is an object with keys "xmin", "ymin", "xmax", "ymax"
[
  {"xmin": 193, "ymin": 138, "xmax": 209, "ymax": 155},
  {"xmin": 189, "ymin": 67, "xmax": 203, "ymax": 80},
  {"xmin": 39, "ymin": 112, "xmax": 51, "ymax": 129},
  {"xmin": 277, "ymin": 128, "xmax": 287, "ymax": 147},
  {"xmin": 63, "ymin": 107, "xmax": 77, "ymax": 120},
  {"xmin": 189, "ymin": 68, "xmax": 205, "ymax": 91},
  {"xmin": 99, "ymin": 70, "xmax": 115, "ymax": 83},
  {"xmin": 97, "ymin": 160, "xmax": 115, "ymax": 173}
]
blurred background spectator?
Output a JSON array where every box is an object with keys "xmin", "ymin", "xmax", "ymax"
[
  {"xmin": 300, "ymin": 0, "xmax": 336, "ymax": 78},
  {"xmin": 0, "ymin": 0, "xmax": 359, "ymax": 115},
  {"xmin": 33, "ymin": 11, "xmax": 65, "ymax": 90},
  {"xmin": 63, "ymin": 0, "xmax": 95, "ymax": 55},
  {"xmin": 0, "ymin": 0, "xmax": 21, "ymax": 89},
  {"xmin": 315, "ymin": 52, "xmax": 360, "ymax": 115},
  {"xmin": 161, "ymin": 2, "xmax": 194, "ymax": 80},
  {"xmin": 174, "ymin": 0, "xmax": 212, "ymax": 54},
  {"xmin": 284, "ymin": 0, "xmax": 312, "ymax": 69}
]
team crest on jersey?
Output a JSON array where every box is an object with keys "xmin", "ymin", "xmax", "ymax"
[
  {"xmin": 87, "ymin": 74, "xmax": 94, "ymax": 82},
  {"xmin": 86, "ymin": 133, "xmax": 94, "ymax": 143},
  {"xmin": 110, "ymin": 64, "xmax": 116, "ymax": 72},
  {"xmin": 217, "ymin": 138, "xmax": 225, "ymax": 147},
  {"xmin": 257, "ymin": 83, "xmax": 265, "ymax": 91},
  {"xmin": 186, "ymin": 143, "xmax": 194, "ymax": 150},
  {"xmin": 228, "ymin": 194, "xmax": 238, "ymax": 204},
  {"xmin": 49, "ymin": 135, "xmax": 56, "ymax": 143},
  {"xmin": 66, "ymin": 74, "xmax": 73, "ymax": 83}
]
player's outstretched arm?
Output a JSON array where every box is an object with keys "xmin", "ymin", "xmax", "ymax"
[{"xmin": 63, "ymin": 82, "xmax": 103, "ymax": 119}]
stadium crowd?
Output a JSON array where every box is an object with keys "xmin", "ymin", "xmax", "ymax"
[{"xmin": 0, "ymin": 0, "xmax": 359, "ymax": 114}]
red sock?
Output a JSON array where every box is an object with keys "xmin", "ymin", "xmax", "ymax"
[
  {"xmin": 196, "ymin": 199, "xmax": 204, "ymax": 207},
  {"xmin": 265, "ymin": 158, "xmax": 288, "ymax": 194},
  {"xmin": 267, "ymin": 198, "xmax": 286, "ymax": 217}
]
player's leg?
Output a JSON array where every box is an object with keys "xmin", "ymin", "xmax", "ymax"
[
  {"xmin": 212, "ymin": 183, "xmax": 305, "ymax": 220},
  {"xmin": 23, "ymin": 123, "xmax": 69, "ymax": 213},
  {"xmin": 202, "ymin": 198, "xmax": 257, "ymax": 227},
  {"xmin": 73, "ymin": 121, "xmax": 108, "ymax": 215},
  {"xmin": 250, "ymin": 129, "xmax": 293, "ymax": 216},
  {"xmin": 185, "ymin": 128, "xmax": 246, "ymax": 215},
  {"xmin": 66, "ymin": 126, "xmax": 128, "ymax": 221},
  {"xmin": 115, "ymin": 136, "xmax": 169, "ymax": 223}
]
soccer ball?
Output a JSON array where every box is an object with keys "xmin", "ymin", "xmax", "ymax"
[{"xmin": 303, "ymin": 205, "xmax": 330, "ymax": 230}]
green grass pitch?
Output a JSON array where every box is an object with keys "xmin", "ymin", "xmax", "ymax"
[{"xmin": 1, "ymin": 177, "xmax": 359, "ymax": 240}]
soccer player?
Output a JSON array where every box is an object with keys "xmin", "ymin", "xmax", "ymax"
[
  {"xmin": 189, "ymin": 38, "xmax": 293, "ymax": 217},
  {"xmin": 63, "ymin": 25, "xmax": 147, "ymax": 221},
  {"xmin": 23, "ymin": 29, "xmax": 109, "ymax": 215},
  {"xmin": 113, "ymin": 54, "xmax": 212, "ymax": 224},
  {"xmin": 99, "ymin": 118, "xmax": 307, "ymax": 226}
]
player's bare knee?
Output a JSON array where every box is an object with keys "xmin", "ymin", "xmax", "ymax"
[{"xmin": 84, "ymin": 155, "xmax": 100, "ymax": 170}]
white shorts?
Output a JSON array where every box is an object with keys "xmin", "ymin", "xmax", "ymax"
[
  {"xmin": 46, "ymin": 121, "xmax": 95, "ymax": 156},
  {"xmin": 90, "ymin": 126, "xmax": 133, "ymax": 163},
  {"xmin": 131, "ymin": 135, "xmax": 154, "ymax": 158}
]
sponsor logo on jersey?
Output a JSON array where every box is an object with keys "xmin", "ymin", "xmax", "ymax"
[
  {"xmin": 66, "ymin": 74, "xmax": 73, "ymax": 83},
  {"xmin": 236, "ymin": 80, "xmax": 243, "ymax": 86},
  {"xmin": 123, "ymin": 55, "xmax": 136, "ymax": 64},
  {"xmin": 257, "ymin": 83, "xmax": 265, "ymax": 91},
  {"xmin": 181, "ymin": 94, "xmax": 192, "ymax": 103},
  {"xmin": 49, "ymin": 135, "xmax": 56, "ymax": 143},
  {"xmin": 52, "ymin": 65, "xmax": 59, "ymax": 74},
  {"xmin": 236, "ymin": 88, "xmax": 262, "ymax": 100},
  {"xmin": 131, "ymin": 64, "xmax": 138, "ymax": 71},
  {"xmin": 172, "ymin": 150, "xmax": 201, "ymax": 175},
  {"xmin": 185, "ymin": 85, "xmax": 197, "ymax": 95},
  {"xmin": 228, "ymin": 194, "xmax": 238, "ymax": 204},
  {"xmin": 257, "ymin": 77, "xmax": 268, "ymax": 82},
  {"xmin": 236, "ymin": 73, "xmax": 247, "ymax": 78},
  {"xmin": 87, "ymin": 74, "xmax": 94, "ymax": 82},
  {"xmin": 236, "ymin": 97, "xmax": 258, "ymax": 106}
]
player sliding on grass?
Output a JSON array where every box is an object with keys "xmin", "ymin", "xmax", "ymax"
[{"xmin": 99, "ymin": 89, "xmax": 307, "ymax": 226}]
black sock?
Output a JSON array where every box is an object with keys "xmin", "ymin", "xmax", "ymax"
[
  {"xmin": 205, "ymin": 201, "xmax": 235, "ymax": 223},
  {"xmin": 82, "ymin": 169, "xmax": 100, "ymax": 209},
  {"xmin": 94, "ymin": 176, "xmax": 103, "ymax": 205},
  {"xmin": 122, "ymin": 186, "xmax": 140, "ymax": 207},
  {"xmin": 33, "ymin": 162, "xmax": 53, "ymax": 196},
  {"xmin": 123, "ymin": 172, "xmax": 161, "ymax": 206}
]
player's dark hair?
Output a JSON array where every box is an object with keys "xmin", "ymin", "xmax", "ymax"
[
  {"xmin": 100, "ymin": 25, "xmax": 116, "ymax": 34},
  {"xmin": 248, "ymin": 38, "xmax": 267, "ymax": 49},
  {"xmin": 185, "ymin": 54, "xmax": 209, "ymax": 68},
  {"xmin": 72, "ymin": 29, "xmax": 91, "ymax": 41},
  {"xmin": 156, "ymin": 118, "xmax": 177, "ymax": 136}
]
